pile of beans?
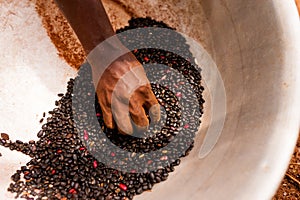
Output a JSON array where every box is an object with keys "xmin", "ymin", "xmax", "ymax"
[{"xmin": 0, "ymin": 17, "xmax": 204, "ymax": 200}]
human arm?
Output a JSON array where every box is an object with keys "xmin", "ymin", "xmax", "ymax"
[{"xmin": 54, "ymin": 0, "xmax": 160, "ymax": 134}]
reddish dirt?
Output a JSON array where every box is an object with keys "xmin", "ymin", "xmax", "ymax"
[{"xmin": 273, "ymin": 132, "xmax": 300, "ymax": 200}]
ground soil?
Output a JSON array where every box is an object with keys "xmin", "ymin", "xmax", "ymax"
[{"xmin": 273, "ymin": 132, "xmax": 300, "ymax": 200}]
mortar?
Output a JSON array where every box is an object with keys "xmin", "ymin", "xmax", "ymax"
[{"xmin": 0, "ymin": 0, "xmax": 299, "ymax": 199}]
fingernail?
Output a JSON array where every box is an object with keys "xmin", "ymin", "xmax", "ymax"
[
  {"xmin": 118, "ymin": 126, "xmax": 133, "ymax": 135},
  {"xmin": 149, "ymin": 104, "xmax": 161, "ymax": 122},
  {"xmin": 105, "ymin": 121, "xmax": 114, "ymax": 129},
  {"xmin": 135, "ymin": 124, "xmax": 149, "ymax": 134}
]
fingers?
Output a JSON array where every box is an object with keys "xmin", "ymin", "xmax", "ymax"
[
  {"xmin": 106, "ymin": 88, "xmax": 159, "ymax": 135},
  {"xmin": 149, "ymin": 104, "xmax": 161, "ymax": 123},
  {"xmin": 97, "ymin": 77, "xmax": 135, "ymax": 135},
  {"xmin": 111, "ymin": 100, "xmax": 134, "ymax": 135},
  {"xmin": 97, "ymin": 88, "xmax": 115, "ymax": 129},
  {"xmin": 101, "ymin": 106, "xmax": 114, "ymax": 129},
  {"xmin": 129, "ymin": 98, "xmax": 149, "ymax": 133},
  {"xmin": 138, "ymin": 85, "xmax": 161, "ymax": 123},
  {"xmin": 111, "ymin": 85, "xmax": 160, "ymax": 135}
]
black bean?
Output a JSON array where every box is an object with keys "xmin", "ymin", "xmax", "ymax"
[
  {"xmin": 136, "ymin": 187, "xmax": 143, "ymax": 194},
  {"xmin": 37, "ymin": 130, "xmax": 43, "ymax": 138},
  {"xmin": 139, "ymin": 177, "xmax": 144, "ymax": 184},
  {"xmin": 11, "ymin": 173, "xmax": 20, "ymax": 182},
  {"xmin": 149, "ymin": 172, "xmax": 155, "ymax": 180},
  {"xmin": 1, "ymin": 133, "xmax": 9, "ymax": 140}
]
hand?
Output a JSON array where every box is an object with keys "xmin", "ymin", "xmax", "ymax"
[
  {"xmin": 95, "ymin": 52, "xmax": 161, "ymax": 135},
  {"xmin": 54, "ymin": 0, "xmax": 160, "ymax": 134}
]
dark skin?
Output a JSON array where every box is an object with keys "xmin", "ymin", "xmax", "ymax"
[{"xmin": 54, "ymin": 0, "xmax": 160, "ymax": 135}]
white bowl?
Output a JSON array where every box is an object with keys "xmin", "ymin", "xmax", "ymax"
[{"xmin": 0, "ymin": 0, "xmax": 299, "ymax": 199}]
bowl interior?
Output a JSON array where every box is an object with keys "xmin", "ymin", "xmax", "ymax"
[{"xmin": 0, "ymin": 0, "xmax": 300, "ymax": 199}]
